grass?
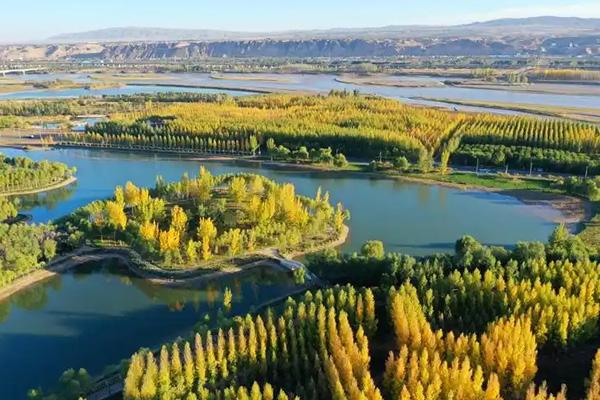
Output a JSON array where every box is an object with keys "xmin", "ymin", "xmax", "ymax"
[
  {"xmin": 418, "ymin": 172, "xmax": 556, "ymax": 191},
  {"xmin": 578, "ymin": 205, "xmax": 600, "ymax": 253}
]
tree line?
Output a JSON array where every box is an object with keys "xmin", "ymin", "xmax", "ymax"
[
  {"xmin": 74, "ymin": 93, "xmax": 600, "ymax": 175},
  {"xmin": 0, "ymin": 222, "xmax": 57, "ymax": 289},
  {"xmin": 123, "ymin": 285, "xmax": 379, "ymax": 400},
  {"xmin": 0, "ymin": 153, "xmax": 75, "ymax": 194}
]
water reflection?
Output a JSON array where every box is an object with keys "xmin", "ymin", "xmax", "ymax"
[
  {"xmin": 11, "ymin": 183, "xmax": 77, "ymax": 212},
  {"xmin": 0, "ymin": 259, "xmax": 299, "ymax": 399}
]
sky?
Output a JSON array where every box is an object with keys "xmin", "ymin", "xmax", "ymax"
[{"xmin": 1, "ymin": 0, "xmax": 600, "ymax": 42}]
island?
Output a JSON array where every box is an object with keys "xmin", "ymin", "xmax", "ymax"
[{"xmin": 0, "ymin": 152, "xmax": 76, "ymax": 196}]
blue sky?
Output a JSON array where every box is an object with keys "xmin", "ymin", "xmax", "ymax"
[{"xmin": 2, "ymin": 0, "xmax": 599, "ymax": 42}]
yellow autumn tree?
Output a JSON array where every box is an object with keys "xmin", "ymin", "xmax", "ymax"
[
  {"xmin": 106, "ymin": 201, "xmax": 127, "ymax": 232},
  {"xmin": 587, "ymin": 350, "xmax": 600, "ymax": 400},
  {"xmin": 124, "ymin": 181, "xmax": 141, "ymax": 207},
  {"xmin": 171, "ymin": 205, "xmax": 188, "ymax": 234},
  {"xmin": 229, "ymin": 176, "xmax": 247, "ymax": 204},
  {"xmin": 197, "ymin": 217, "xmax": 218, "ymax": 260},
  {"xmin": 159, "ymin": 228, "xmax": 180, "ymax": 254},
  {"xmin": 139, "ymin": 220, "xmax": 159, "ymax": 242}
]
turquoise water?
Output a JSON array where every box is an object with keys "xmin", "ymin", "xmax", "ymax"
[
  {"xmin": 0, "ymin": 84, "xmax": 252, "ymax": 99},
  {"xmin": 0, "ymin": 147, "xmax": 562, "ymax": 398}
]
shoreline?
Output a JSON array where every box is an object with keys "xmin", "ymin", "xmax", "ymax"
[
  {"xmin": 5, "ymin": 143, "xmax": 591, "ymax": 228},
  {"xmin": 334, "ymin": 75, "xmax": 443, "ymax": 88},
  {"xmin": 0, "ymin": 225, "xmax": 349, "ymax": 302},
  {"xmin": 4, "ymin": 143, "xmax": 592, "ymax": 228},
  {"xmin": 0, "ymin": 175, "xmax": 77, "ymax": 197},
  {"xmin": 394, "ymin": 173, "xmax": 592, "ymax": 228}
]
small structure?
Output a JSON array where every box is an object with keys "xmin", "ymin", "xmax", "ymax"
[{"xmin": 145, "ymin": 116, "xmax": 176, "ymax": 129}]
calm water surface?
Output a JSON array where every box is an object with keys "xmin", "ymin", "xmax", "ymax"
[
  {"xmin": 0, "ymin": 147, "xmax": 562, "ymax": 398},
  {"xmin": 0, "ymin": 84, "xmax": 251, "ymax": 99},
  {"xmin": 3, "ymin": 147, "xmax": 561, "ymax": 254},
  {"xmin": 0, "ymin": 260, "xmax": 296, "ymax": 399},
  {"xmin": 8, "ymin": 72, "xmax": 600, "ymax": 113}
]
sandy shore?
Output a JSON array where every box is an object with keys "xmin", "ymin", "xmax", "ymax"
[{"xmin": 335, "ymin": 74, "xmax": 443, "ymax": 88}]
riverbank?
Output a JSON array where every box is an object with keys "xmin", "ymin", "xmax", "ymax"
[
  {"xmin": 0, "ymin": 246, "xmax": 94, "ymax": 301},
  {"xmin": 395, "ymin": 172, "xmax": 592, "ymax": 227},
  {"xmin": 335, "ymin": 74, "xmax": 443, "ymax": 88},
  {"xmin": 4, "ymin": 141, "xmax": 591, "ymax": 229},
  {"xmin": 0, "ymin": 175, "xmax": 77, "ymax": 197},
  {"xmin": 447, "ymin": 80, "xmax": 600, "ymax": 96}
]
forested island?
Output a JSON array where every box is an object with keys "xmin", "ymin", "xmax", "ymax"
[
  {"xmin": 61, "ymin": 170, "xmax": 348, "ymax": 269},
  {"xmin": 0, "ymin": 153, "xmax": 76, "ymax": 289},
  {"xmin": 0, "ymin": 195, "xmax": 57, "ymax": 288},
  {"xmin": 0, "ymin": 152, "xmax": 76, "ymax": 195}
]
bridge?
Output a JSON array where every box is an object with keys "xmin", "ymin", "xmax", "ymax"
[{"xmin": 0, "ymin": 67, "xmax": 45, "ymax": 76}]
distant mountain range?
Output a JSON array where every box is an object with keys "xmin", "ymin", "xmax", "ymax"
[
  {"xmin": 47, "ymin": 17, "xmax": 600, "ymax": 42},
  {"xmin": 1, "ymin": 17, "xmax": 599, "ymax": 60}
]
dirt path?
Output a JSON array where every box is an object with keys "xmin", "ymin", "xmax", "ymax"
[{"xmin": 0, "ymin": 225, "xmax": 349, "ymax": 301}]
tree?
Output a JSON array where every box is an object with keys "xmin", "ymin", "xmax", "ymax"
[
  {"xmin": 171, "ymin": 205, "xmax": 189, "ymax": 234},
  {"xmin": 124, "ymin": 181, "xmax": 141, "ymax": 207},
  {"xmin": 230, "ymin": 177, "xmax": 247, "ymax": 204},
  {"xmin": 186, "ymin": 240, "xmax": 197, "ymax": 263},
  {"xmin": 106, "ymin": 201, "xmax": 127, "ymax": 232},
  {"xmin": 417, "ymin": 149, "xmax": 433, "ymax": 173},
  {"xmin": 114, "ymin": 185, "xmax": 125, "ymax": 206},
  {"xmin": 198, "ymin": 218, "xmax": 218, "ymax": 260},
  {"xmin": 361, "ymin": 241, "xmax": 384, "ymax": 259},
  {"xmin": 334, "ymin": 154, "xmax": 348, "ymax": 168},
  {"xmin": 587, "ymin": 350, "xmax": 600, "ymax": 400},
  {"xmin": 0, "ymin": 197, "xmax": 17, "ymax": 222},
  {"xmin": 393, "ymin": 156, "xmax": 410, "ymax": 171}
]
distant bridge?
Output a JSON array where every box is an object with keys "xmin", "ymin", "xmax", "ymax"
[{"xmin": 0, "ymin": 67, "xmax": 45, "ymax": 76}]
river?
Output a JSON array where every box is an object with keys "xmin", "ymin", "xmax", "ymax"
[
  {"xmin": 0, "ymin": 84, "xmax": 250, "ymax": 100},
  {"xmin": 0, "ymin": 147, "xmax": 563, "ymax": 398},
  {"xmin": 3, "ymin": 72, "xmax": 599, "ymax": 115}
]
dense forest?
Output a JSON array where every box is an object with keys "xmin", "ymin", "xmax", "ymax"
[
  {"xmin": 0, "ymin": 153, "xmax": 75, "ymax": 194},
  {"xmin": 63, "ymin": 170, "xmax": 347, "ymax": 267},
  {"xmin": 69, "ymin": 93, "xmax": 600, "ymax": 175},
  {"xmin": 0, "ymin": 94, "xmax": 229, "ymax": 117},
  {"xmin": 453, "ymin": 116, "xmax": 600, "ymax": 174},
  {"xmin": 526, "ymin": 69, "xmax": 600, "ymax": 82},
  {"xmin": 109, "ymin": 225, "xmax": 600, "ymax": 400},
  {"xmin": 0, "ymin": 221, "xmax": 58, "ymax": 289}
]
